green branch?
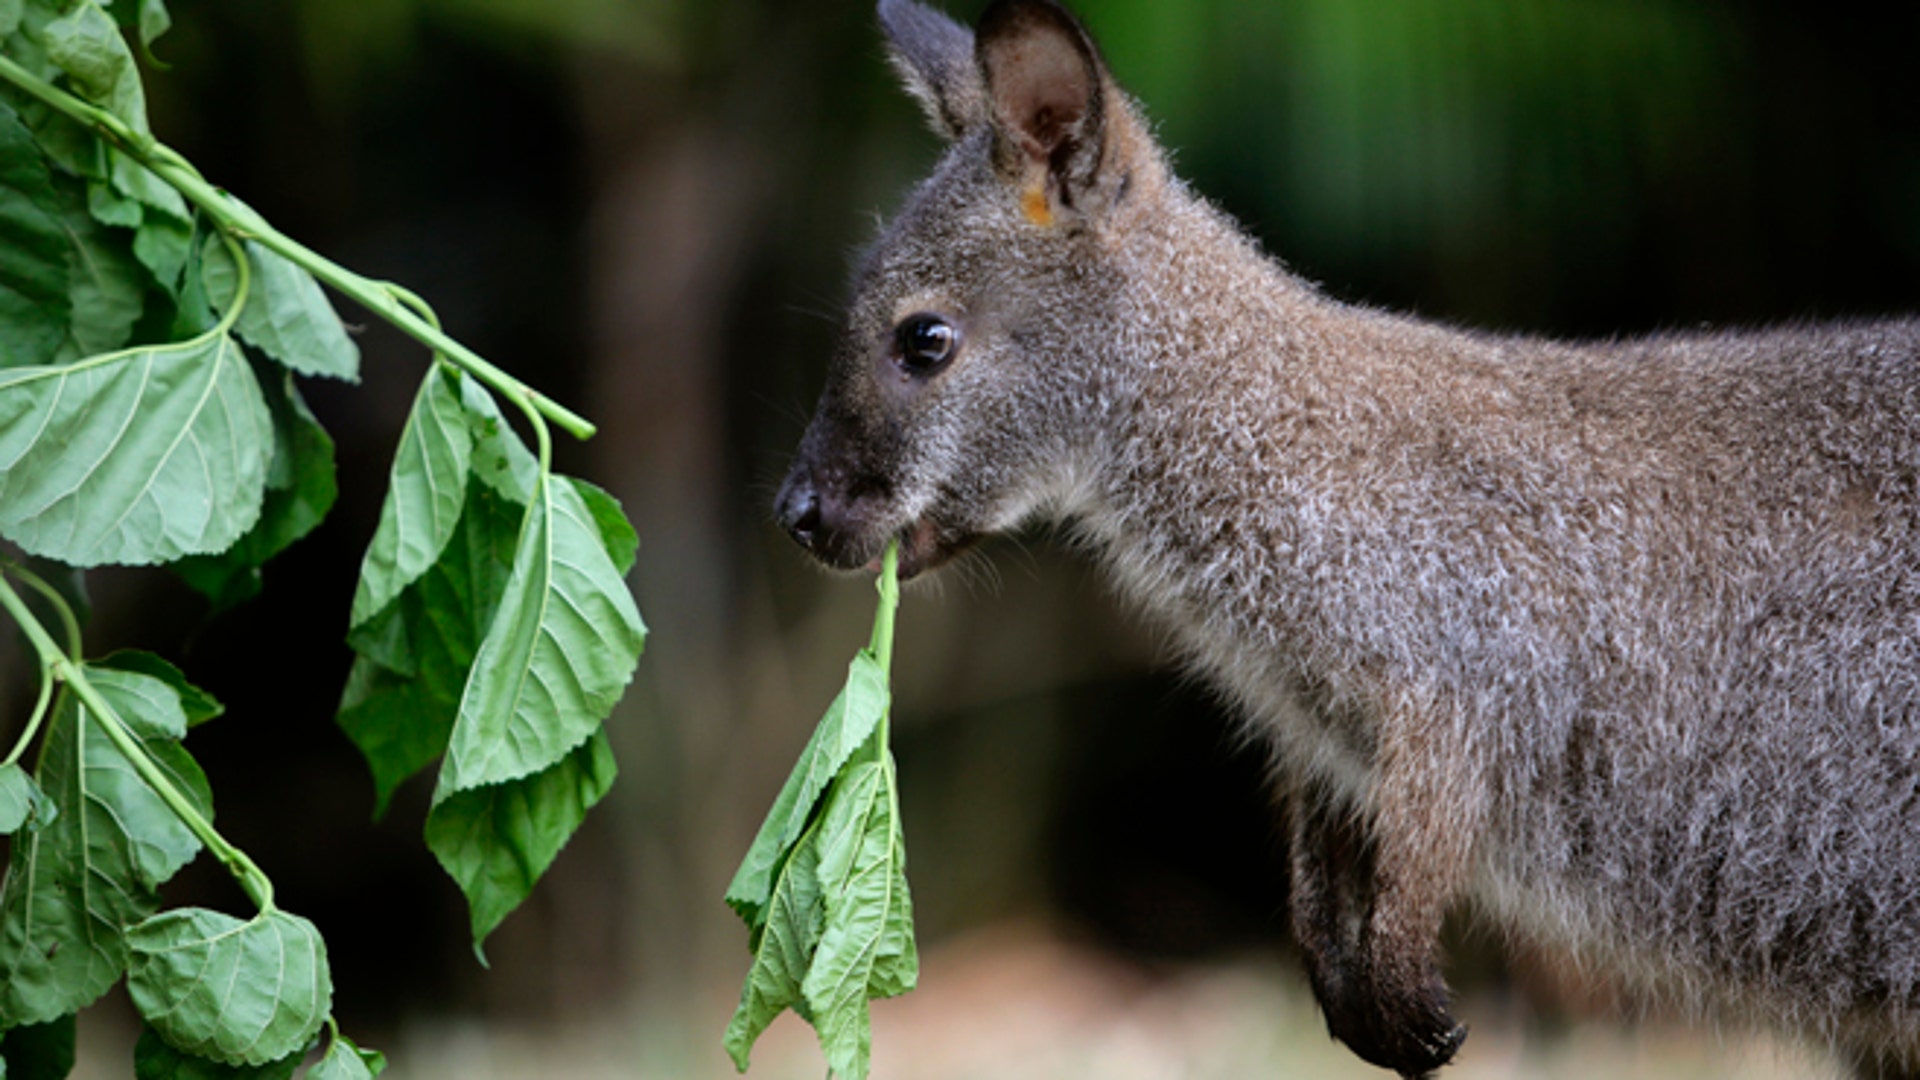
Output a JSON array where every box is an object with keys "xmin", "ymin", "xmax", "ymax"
[
  {"xmin": 0, "ymin": 52, "xmax": 596, "ymax": 442},
  {"xmin": 0, "ymin": 571, "xmax": 276, "ymax": 911}
]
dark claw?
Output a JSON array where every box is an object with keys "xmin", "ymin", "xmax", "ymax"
[{"xmin": 1316, "ymin": 972, "xmax": 1466, "ymax": 1077}]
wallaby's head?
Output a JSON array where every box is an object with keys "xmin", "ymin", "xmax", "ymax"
[{"xmin": 775, "ymin": 0, "xmax": 1166, "ymax": 578}]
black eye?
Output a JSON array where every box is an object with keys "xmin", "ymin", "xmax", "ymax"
[{"xmin": 894, "ymin": 314, "xmax": 958, "ymax": 376}]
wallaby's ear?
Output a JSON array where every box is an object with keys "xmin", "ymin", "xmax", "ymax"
[
  {"xmin": 976, "ymin": 0, "xmax": 1112, "ymax": 222},
  {"xmin": 879, "ymin": 0, "xmax": 986, "ymax": 141}
]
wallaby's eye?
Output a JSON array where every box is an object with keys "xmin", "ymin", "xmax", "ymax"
[{"xmin": 894, "ymin": 314, "xmax": 958, "ymax": 376}]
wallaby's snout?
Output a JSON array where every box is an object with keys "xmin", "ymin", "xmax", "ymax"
[
  {"xmin": 772, "ymin": 463, "xmax": 876, "ymax": 572},
  {"xmin": 773, "ymin": 472, "xmax": 823, "ymax": 554}
]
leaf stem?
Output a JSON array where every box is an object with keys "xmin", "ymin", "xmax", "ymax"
[
  {"xmin": 0, "ymin": 573, "xmax": 276, "ymax": 911},
  {"xmin": 2, "ymin": 662, "xmax": 53, "ymax": 770},
  {"xmin": 867, "ymin": 541, "xmax": 900, "ymax": 752},
  {"xmin": 5, "ymin": 561, "xmax": 83, "ymax": 660},
  {"xmin": 869, "ymin": 541, "xmax": 899, "ymax": 671},
  {"xmin": 0, "ymin": 52, "xmax": 596, "ymax": 442}
]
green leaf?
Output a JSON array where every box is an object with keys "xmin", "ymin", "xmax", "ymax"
[
  {"xmin": 423, "ymin": 729, "xmax": 616, "ymax": 950},
  {"xmin": 133, "ymin": 207, "xmax": 191, "ymax": 296},
  {"xmin": 203, "ymin": 234, "xmax": 359, "ymax": 383},
  {"xmin": 725, "ymin": 543, "xmax": 911, "ymax": 1078},
  {"xmin": 306, "ymin": 1031, "xmax": 384, "ymax": 1080},
  {"xmin": 800, "ymin": 755, "xmax": 917, "ymax": 1080},
  {"xmin": 137, "ymin": 0, "xmax": 169, "ymax": 49},
  {"xmin": 723, "ymin": 821, "xmax": 824, "ymax": 1071},
  {"xmin": 724, "ymin": 650, "xmax": 888, "ymax": 927},
  {"xmin": 54, "ymin": 178, "xmax": 147, "ymax": 360},
  {"xmin": 0, "ymin": 101, "xmax": 71, "ymax": 368},
  {"xmin": 339, "ymin": 478, "xmax": 522, "ymax": 817},
  {"xmin": 0, "ymin": 1014, "xmax": 76, "ymax": 1080},
  {"xmin": 174, "ymin": 364, "xmax": 337, "ymax": 611},
  {"xmin": 0, "ymin": 667, "xmax": 214, "ymax": 1026},
  {"xmin": 0, "ymin": 762, "xmax": 55, "ymax": 835},
  {"xmin": 41, "ymin": 2, "xmax": 147, "ymax": 134},
  {"xmin": 126, "ymin": 907, "xmax": 331, "ymax": 1067},
  {"xmin": 94, "ymin": 650, "xmax": 223, "ymax": 727},
  {"xmin": 460, "ymin": 376, "xmax": 537, "ymax": 503},
  {"xmin": 0, "ymin": 329, "xmax": 273, "ymax": 567},
  {"xmin": 131, "ymin": 1029, "xmax": 300, "ymax": 1080},
  {"xmin": 432, "ymin": 474, "xmax": 644, "ymax": 795},
  {"xmin": 348, "ymin": 365, "xmax": 471, "ymax": 630},
  {"xmin": 85, "ymin": 177, "xmax": 141, "ymax": 228},
  {"xmin": 566, "ymin": 477, "xmax": 638, "ymax": 576},
  {"xmin": 104, "ymin": 0, "xmax": 169, "ymax": 49}
]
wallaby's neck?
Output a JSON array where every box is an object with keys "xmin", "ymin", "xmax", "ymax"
[{"xmin": 1068, "ymin": 179, "xmax": 1489, "ymax": 755}]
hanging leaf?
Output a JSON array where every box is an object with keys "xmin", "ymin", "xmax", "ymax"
[
  {"xmin": 126, "ymin": 906, "xmax": 331, "ymax": 1068},
  {"xmin": 202, "ymin": 233, "xmax": 359, "ymax": 383},
  {"xmin": 800, "ymin": 754, "xmax": 917, "ymax": 1080},
  {"xmin": 0, "ymin": 666, "xmax": 213, "ymax": 1026},
  {"xmin": 724, "ymin": 651, "xmax": 888, "ymax": 928},
  {"xmin": 423, "ymin": 729, "xmax": 617, "ymax": 950},
  {"xmin": 433, "ymin": 475, "xmax": 645, "ymax": 796},
  {"xmin": 0, "ymin": 329, "xmax": 272, "ymax": 567},
  {"xmin": 338, "ymin": 478, "xmax": 522, "ymax": 818},
  {"xmin": 723, "ymin": 820, "xmax": 824, "ymax": 1071},
  {"xmin": 347, "ymin": 365, "xmax": 472, "ymax": 630},
  {"xmin": 726, "ymin": 545, "xmax": 913, "ymax": 1080}
]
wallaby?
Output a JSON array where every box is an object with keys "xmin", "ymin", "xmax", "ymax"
[{"xmin": 772, "ymin": 1, "xmax": 1920, "ymax": 1076}]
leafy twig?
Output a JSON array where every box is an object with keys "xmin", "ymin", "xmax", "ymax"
[
  {"xmin": 0, "ymin": 570, "xmax": 276, "ymax": 911},
  {"xmin": 0, "ymin": 51, "xmax": 596, "ymax": 442}
]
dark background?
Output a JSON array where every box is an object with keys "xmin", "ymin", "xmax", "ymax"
[{"xmin": 6, "ymin": 0, "xmax": 1919, "ymax": 1075}]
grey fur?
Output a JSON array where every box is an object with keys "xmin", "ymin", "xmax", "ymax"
[{"xmin": 776, "ymin": 1, "xmax": 1920, "ymax": 1075}]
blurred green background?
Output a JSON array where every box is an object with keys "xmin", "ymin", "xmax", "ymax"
[{"xmin": 9, "ymin": 0, "xmax": 1919, "ymax": 1075}]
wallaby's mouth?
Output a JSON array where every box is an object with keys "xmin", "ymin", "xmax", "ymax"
[{"xmin": 879, "ymin": 517, "xmax": 979, "ymax": 580}]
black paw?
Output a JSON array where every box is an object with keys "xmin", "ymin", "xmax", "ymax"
[{"xmin": 1314, "ymin": 970, "xmax": 1467, "ymax": 1078}]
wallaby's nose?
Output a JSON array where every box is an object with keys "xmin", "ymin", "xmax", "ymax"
[{"xmin": 776, "ymin": 478, "xmax": 823, "ymax": 551}]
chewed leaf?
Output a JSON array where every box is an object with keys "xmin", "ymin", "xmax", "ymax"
[
  {"xmin": 434, "ymin": 475, "xmax": 644, "ymax": 794},
  {"xmin": 0, "ymin": 331, "xmax": 272, "ymax": 567},
  {"xmin": 348, "ymin": 365, "xmax": 472, "ymax": 629},
  {"xmin": 202, "ymin": 233, "xmax": 359, "ymax": 383},
  {"xmin": 724, "ymin": 822, "xmax": 825, "ymax": 1071},
  {"xmin": 423, "ymin": 729, "xmax": 616, "ymax": 949},
  {"xmin": 724, "ymin": 651, "xmax": 888, "ymax": 926},
  {"xmin": 126, "ymin": 907, "xmax": 331, "ymax": 1068},
  {"xmin": 0, "ymin": 667, "xmax": 213, "ymax": 1027},
  {"xmin": 724, "ymin": 543, "xmax": 911, "ymax": 1078},
  {"xmin": 801, "ymin": 756, "xmax": 917, "ymax": 1080}
]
